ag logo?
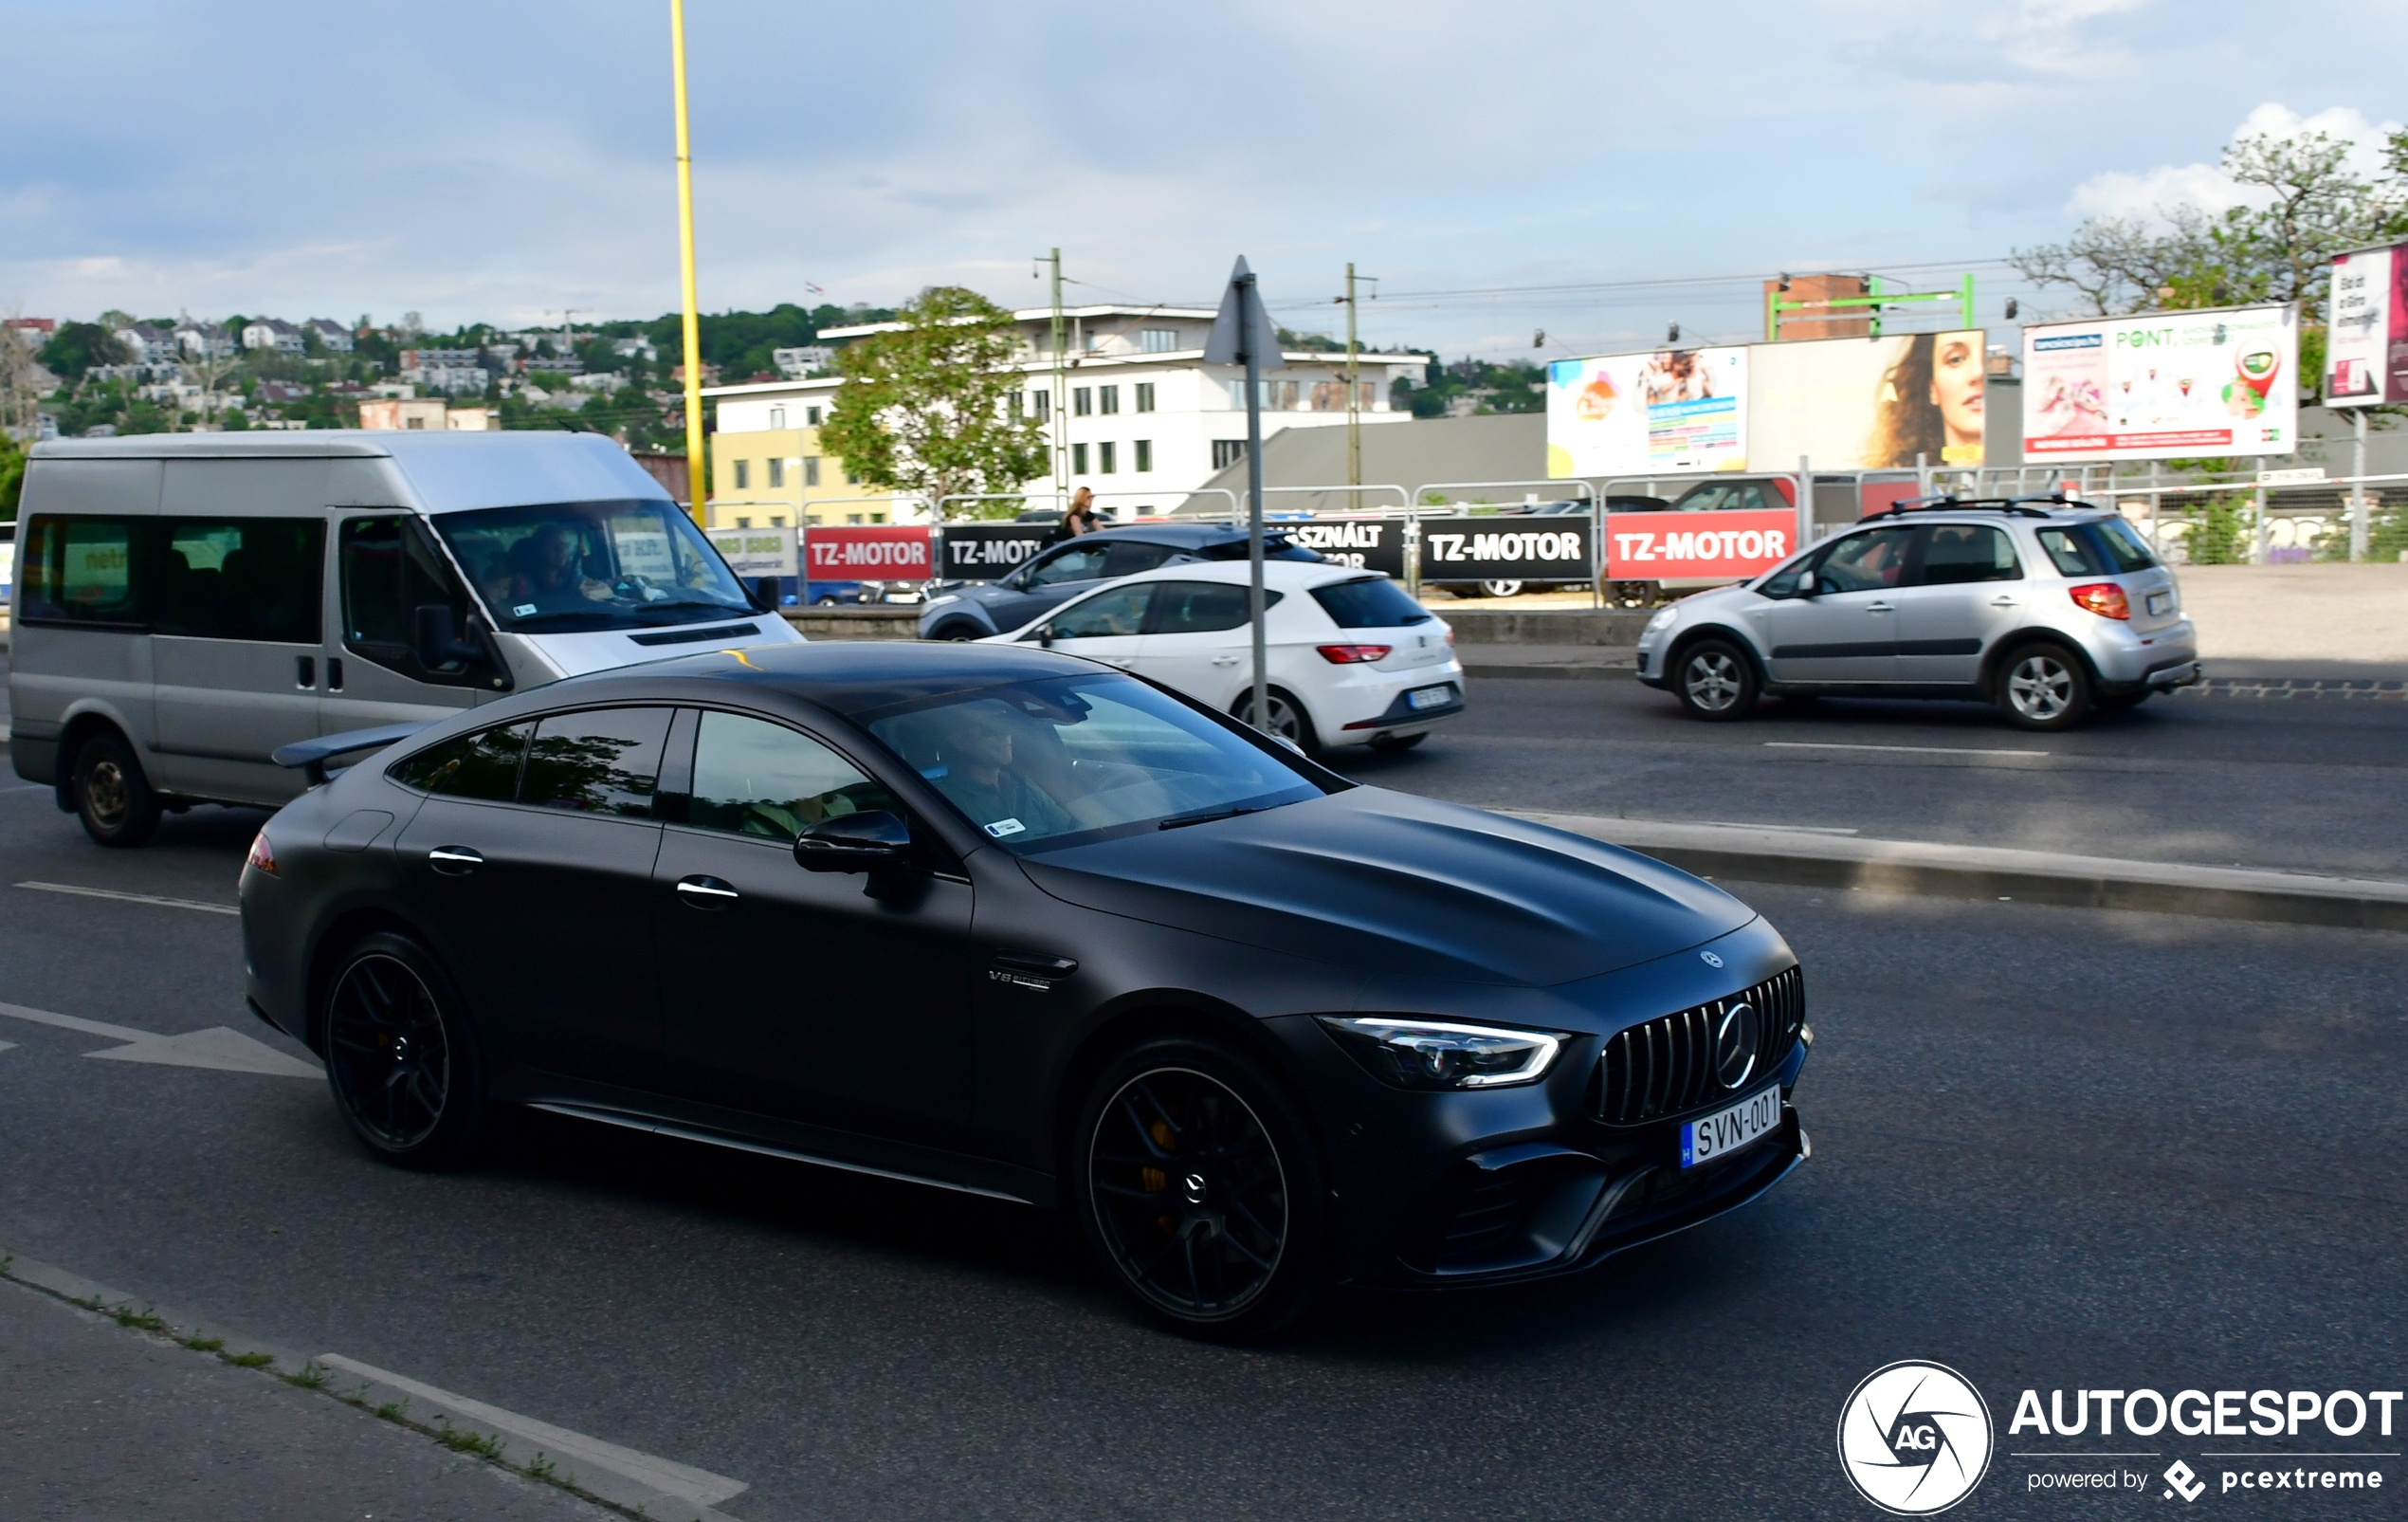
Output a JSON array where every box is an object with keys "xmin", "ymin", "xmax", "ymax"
[{"xmin": 1837, "ymin": 1361, "xmax": 1993, "ymax": 1514}]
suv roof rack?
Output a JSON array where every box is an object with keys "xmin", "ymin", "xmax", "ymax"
[{"xmin": 1864, "ymin": 493, "xmax": 2076, "ymax": 522}]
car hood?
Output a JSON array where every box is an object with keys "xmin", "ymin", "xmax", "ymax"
[{"xmin": 1017, "ymin": 788, "xmax": 1754, "ymax": 987}]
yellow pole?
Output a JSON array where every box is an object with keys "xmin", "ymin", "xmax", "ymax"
[{"xmin": 669, "ymin": 0, "xmax": 706, "ymax": 525}]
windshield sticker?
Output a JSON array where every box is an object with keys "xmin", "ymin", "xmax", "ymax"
[
  {"xmin": 514, "ymin": 603, "xmax": 538, "ymax": 617},
  {"xmin": 984, "ymin": 818, "xmax": 1026, "ymax": 838}
]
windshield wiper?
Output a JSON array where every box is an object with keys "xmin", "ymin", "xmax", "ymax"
[{"xmin": 1158, "ymin": 802, "xmax": 1274, "ymax": 831}]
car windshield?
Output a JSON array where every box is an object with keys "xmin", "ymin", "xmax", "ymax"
[
  {"xmin": 861, "ymin": 673, "xmax": 1329, "ymax": 850},
  {"xmin": 430, "ymin": 500, "xmax": 754, "ymax": 633}
]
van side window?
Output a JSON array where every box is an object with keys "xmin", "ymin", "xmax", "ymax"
[
  {"xmin": 339, "ymin": 516, "xmax": 489, "ymax": 687},
  {"xmin": 389, "ymin": 723, "xmax": 532, "ymax": 800},
  {"xmin": 155, "ymin": 519, "xmax": 325, "ymax": 643},
  {"xmin": 18, "ymin": 516, "xmax": 146, "ymax": 628}
]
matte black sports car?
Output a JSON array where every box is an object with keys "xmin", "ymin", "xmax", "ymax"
[{"xmin": 241, "ymin": 642, "xmax": 1811, "ymax": 1337}]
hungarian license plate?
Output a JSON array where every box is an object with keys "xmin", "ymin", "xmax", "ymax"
[
  {"xmin": 2147, "ymin": 590, "xmax": 2173, "ymax": 616},
  {"xmin": 1680, "ymin": 1085, "xmax": 1783, "ymax": 1168},
  {"xmin": 1406, "ymin": 684, "xmax": 1455, "ymax": 711}
]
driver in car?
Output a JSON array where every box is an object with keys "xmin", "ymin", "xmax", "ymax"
[
  {"xmin": 507, "ymin": 523, "xmax": 615, "ymax": 610},
  {"xmin": 932, "ymin": 706, "xmax": 1074, "ymax": 841}
]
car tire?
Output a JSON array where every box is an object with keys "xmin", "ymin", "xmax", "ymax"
[
  {"xmin": 1070, "ymin": 1036, "xmax": 1328, "ymax": 1341},
  {"xmin": 72, "ymin": 730, "xmax": 163, "ymax": 848},
  {"xmin": 320, "ymin": 932, "xmax": 488, "ymax": 1170},
  {"xmin": 1476, "ymin": 579, "xmax": 1523, "ymax": 598},
  {"xmin": 1367, "ymin": 731, "xmax": 1428, "ymax": 753},
  {"xmin": 1232, "ymin": 688, "xmax": 1323, "ymax": 759},
  {"xmin": 1997, "ymin": 644, "xmax": 2092, "ymax": 730},
  {"xmin": 929, "ymin": 620, "xmax": 984, "ymax": 642},
  {"xmin": 1672, "ymin": 638, "xmax": 1759, "ymax": 721}
]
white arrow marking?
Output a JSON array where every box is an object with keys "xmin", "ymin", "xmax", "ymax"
[
  {"xmin": 0, "ymin": 1041, "xmax": 15, "ymax": 1054},
  {"xmin": 0, "ymin": 1001, "xmax": 319, "ymax": 1078}
]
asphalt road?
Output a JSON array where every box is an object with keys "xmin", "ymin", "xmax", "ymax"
[
  {"xmin": 1330, "ymin": 676, "xmax": 2408, "ymax": 879},
  {"xmin": 1, "ymin": 783, "xmax": 2401, "ymax": 1520}
]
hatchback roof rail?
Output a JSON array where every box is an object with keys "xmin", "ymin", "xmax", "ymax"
[{"xmin": 1864, "ymin": 493, "xmax": 2071, "ymax": 521}]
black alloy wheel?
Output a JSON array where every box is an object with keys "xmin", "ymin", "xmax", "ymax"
[
  {"xmin": 1232, "ymin": 688, "xmax": 1322, "ymax": 758},
  {"xmin": 323, "ymin": 934, "xmax": 486, "ymax": 1168},
  {"xmin": 1674, "ymin": 638, "xmax": 1760, "ymax": 721},
  {"xmin": 73, "ymin": 730, "xmax": 162, "ymax": 847},
  {"xmin": 1998, "ymin": 643, "xmax": 2092, "ymax": 730},
  {"xmin": 1075, "ymin": 1040, "xmax": 1325, "ymax": 1339}
]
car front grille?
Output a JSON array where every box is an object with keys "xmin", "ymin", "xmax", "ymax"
[{"xmin": 1593, "ymin": 966, "xmax": 1803, "ymax": 1125}]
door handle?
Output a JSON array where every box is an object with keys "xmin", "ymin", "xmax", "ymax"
[
  {"xmin": 675, "ymin": 875, "xmax": 739, "ymax": 908},
  {"xmin": 296, "ymin": 655, "xmax": 317, "ymax": 688},
  {"xmin": 1989, "ymin": 596, "xmax": 2020, "ymax": 607},
  {"xmin": 427, "ymin": 846, "xmax": 483, "ymax": 875},
  {"xmin": 1211, "ymin": 655, "xmax": 1241, "ymax": 667}
]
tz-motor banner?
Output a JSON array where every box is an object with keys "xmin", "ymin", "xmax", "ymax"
[
  {"xmin": 804, "ymin": 525, "xmax": 933, "ymax": 581},
  {"xmin": 935, "ymin": 523, "xmax": 1051, "ymax": 581},
  {"xmin": 1602, "ymin": 509, "xmax": 1795, "ymax": 580},
  {"xmin": 1415, "ymin": 517, "xmax": 1593, "ymax": 583}
]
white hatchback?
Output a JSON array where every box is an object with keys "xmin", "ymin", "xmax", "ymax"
[{"xmin": 979, "ymin": 559, "xmax": 1464, "ymax": 754}]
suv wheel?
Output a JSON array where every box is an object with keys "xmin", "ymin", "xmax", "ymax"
[
  {"xmin": 1673, "ymin": 639, "xmax": 1759, "ymax": 721},
  {"xmin": 73, "ymin": 731, "xmax": 163, "ymax": 848},
  {"xmin": 1998, "ymin": 645, "xmax": 2091, "ymax": 730}
]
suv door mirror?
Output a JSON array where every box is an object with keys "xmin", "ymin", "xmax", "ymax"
[
  {"xmin": 1794, "ymin": 570, "xmax": 1817, "ymax": 596},
  {"xmin": 412, "ymin": 604, "xmax": 485, "ymax": 671},
  {"xmin": 1031, "ymin": 622, "xmax": 1055, "ymax": 648},
  {"xmin": 794, "ymin": 810, "xmax": 912, "ymax": 873}
]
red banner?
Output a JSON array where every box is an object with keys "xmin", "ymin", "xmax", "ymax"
[
  {"xmin": 1603, "ymin": 509, "xmax": 1797, "ymax": 580},
  {"xmin": 804, "ymin": 525, "xmax": 933, "ymax": 581}
]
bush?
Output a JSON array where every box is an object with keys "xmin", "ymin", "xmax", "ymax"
[{"xmin": 2181, "ymin": 495, "xmax": 2250, "ymax": 564}]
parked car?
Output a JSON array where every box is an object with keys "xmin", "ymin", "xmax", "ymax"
[
  {"xmin": 916, "ymin": 523, "xmax": 1320, "ymax": 641},
  {"xmin": 807, "ymin": 580, "xmax": 924, "ymax": 606},
  {"xmin": 982, "ymin": 560, "xmax": 1464, "ymax": 755},
  {"xmin": 1633, "ymin": 499, "xmax": 2198, "ymax": 730},
  {"xmin": 9, "ymin": 431, "xmax": 796, "ymax": 846},
  {"xmin": 244, "ymin": 641, "xmax": 1811, "ymax": 1338}
]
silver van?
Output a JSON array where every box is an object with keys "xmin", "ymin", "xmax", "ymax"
[{"xmin": 9, "ymin": 431, "xmax": 801, "ymax": 845}]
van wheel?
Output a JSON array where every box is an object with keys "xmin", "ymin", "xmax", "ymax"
[
  {"xmin": 1674, "ymin": 639, "xmax": 1759, "ymax": 721},
  {"xmin": 1998, "ymin": 645, "xmax": 2091, "ymax": 730},
  {"xmin": 74, "ymin": 732, "xmax": 163, "ymax": 848}
]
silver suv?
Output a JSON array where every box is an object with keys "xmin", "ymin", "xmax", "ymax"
[{"xmin": 1633, "ymin": 499, "xmax": 2198, "ymax": 730}]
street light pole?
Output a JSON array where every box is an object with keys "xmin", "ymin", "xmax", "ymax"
[
  {"xmin": 1344, "ymin": 262, "xmax": 1360, "ymax": 514},
  {"xmin": 668, "ymin": 0, "xmax": 706, "ymax": 526}
]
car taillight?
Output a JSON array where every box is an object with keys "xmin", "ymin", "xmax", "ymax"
[
  {"xmin": 2069, "ymin": 583, "xmax": 2129, "ymax": 620},
  {"xmin": 1317, "ymin": 644, "xmax": 1393, "ymax": 664},
  {"xmin": 246, "ymin": 831, "xmax": 278, "ymax": 876}
]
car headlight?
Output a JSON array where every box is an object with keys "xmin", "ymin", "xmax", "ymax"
[
  {"xmin": 1644, "ymin": 607, "xmax": 1678, "ymax": 634},
  {"xmin": 1316, "ymin": 1017, "xmax": 1567, "ymax": 1090}
]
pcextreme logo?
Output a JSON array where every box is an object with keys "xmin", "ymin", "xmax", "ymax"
[{"xmin": 1838, "ymin": 1361, "xmax": 1995, "ymax": 1515}]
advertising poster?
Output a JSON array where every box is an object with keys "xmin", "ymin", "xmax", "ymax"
[
  {"xmin": 705, "ymin": 525, "xmax": 798, "ymax": 578},
  {"xmin": 2022, "ymin": 304, "xmax": 2296, "ymax": 461},
  {"xmin": 1282, "ymin": 518, "xmax": 1407, "ymax": 578},
  {"xmin": 1747, "ymin": 330, "xmax": 1988, "ymax": 469},
  {"xmin": 1415, "ymin": 517, "xmax": 1593, "ymax": 582},
  {"xmin": 2326, "ymin": 244, "xmax": 2406, "ymax": 405},
  {"xmin": 804, "ymin": 524, "xmax": 932, "ymax": 581},
  {"xmin": 937, "ymin": 523, "xmax": 1051, "ymax": 581},
  {"xmin": 1545, "ymin": 347, "xmax": 1749, "ymax": 479},
  {"xmin": 1602, "ymin": 508, "xmax": 1796, "ymax": 580}
]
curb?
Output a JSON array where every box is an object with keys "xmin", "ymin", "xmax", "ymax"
[
  {"xmin": 1510, "ymin": 812, "xmax": 2408, "ymax": 932},
  {"xmin": 0, "ymin": 1248, "xmax": 745, "ymax": 1522},
  {"xmin": 1462, "ymin": 663, "xmax": 1631, "ymax": 682}
]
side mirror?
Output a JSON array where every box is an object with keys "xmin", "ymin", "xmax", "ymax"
[
  {"xmin": 1794, "ymin": 571, "xmax": 1818, "ymax": 596},
  {"xmin": 1031, "ymin": 623, "xmax": 1055, "ymax": 648},
  {"xmin": 794, "ymin": 810, "xmax": 912, "ymax": 873},
  {"xmin": 412, "ymin": 604, "xmax": 484, "ymax": 671}
]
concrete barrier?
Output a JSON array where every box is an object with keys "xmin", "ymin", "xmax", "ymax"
[
  {"xmin": 1424, "ymin": 608, "xmax": 1653, "ymax": 645},
  {"xmin": 782, "ymin": 607, "xmax": 921, "ymax": 641}
]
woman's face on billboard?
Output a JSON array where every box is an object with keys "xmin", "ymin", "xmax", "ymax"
[{"xmin": 1931, "ymin": 338, "xmax": 1982, "ymax": 445}]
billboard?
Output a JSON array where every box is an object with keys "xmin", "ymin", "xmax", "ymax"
[
  {"xmin": 2021, "ymin": 304, "xmax": 2297, "ymax": 461},
  {"xmin": 804, "ymin": 524, "xmax": 933, "ymax": 582},
  {"xmin": 1415, "ymin": 518, "xmax": 1593, "ymax": 583},
  {"xmin": 1280, "ymin": 518, "xmax": 1407, "ymax": 578},
  {"xmin": 1602, "ymin": 509, "xmax": 1795, "ymax": 580},
  {"xmin": 1545, "ymin": 347, "xmax": 1748, "ymax": 478},
  {"xmin": 937, "ymin": 523, "xmax": 1050, "ymax": 581},
  {"xmin": 705, "ymin": 525, "xmax": 797, "ymax": 578},
  {"xmin": 2326, "ymin": 244, "xmax": 2408, "ymax": 406},
  {"xmin": 1748, "ymin": 330, "xmax": 1987, "ymax": 469}
]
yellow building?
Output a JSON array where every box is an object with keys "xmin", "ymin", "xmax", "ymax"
[{"xmin": 705, "ymin": 423, "xmax": 907, "ymax": 529}]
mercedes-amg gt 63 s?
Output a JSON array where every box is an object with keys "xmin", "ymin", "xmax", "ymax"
[{"xmin": 242, "ymin": 643, "xmax": 1810, "ymax": 1338}]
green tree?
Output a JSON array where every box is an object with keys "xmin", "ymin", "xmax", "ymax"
[
  {"xmin": 0, "ymin": 431, "xmax": 26, "ymax": 522},
  {"xmin": 818, "ymin": 287, "xmax": 1048, "ymax": 519},
  {"xmin": 38, "ymin": 321, "xmax": 129, "ymax": 382}
]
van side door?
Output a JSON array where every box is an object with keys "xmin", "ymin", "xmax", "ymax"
[{"xmin": 327, "ymin": 514, "xmax": 508, "ymax": 734}]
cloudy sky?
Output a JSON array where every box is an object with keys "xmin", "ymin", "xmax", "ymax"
[{"xmin": 3, "ymin": 0, "xmax": 2400, "ymax": 358}]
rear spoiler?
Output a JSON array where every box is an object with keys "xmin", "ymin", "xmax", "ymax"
[{"xmin": 270, "ymin": 721, "xmax": 435, "ymax": 786}]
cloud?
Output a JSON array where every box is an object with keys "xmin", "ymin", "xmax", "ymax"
[{"xmin": 2065, "ymin": 101, "xmax": 2402, "ymax": 224}]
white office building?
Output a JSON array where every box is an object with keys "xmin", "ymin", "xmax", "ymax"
[{"xmin": 703, "ymin": 304, "xmax": 1425, "ymax": 516}]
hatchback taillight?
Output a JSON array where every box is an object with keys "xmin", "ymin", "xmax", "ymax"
[
  {"xmin": 2069, "ymin": 582, "xmax": 2130, "ymax": 620},
  {"xmin": 1317, "ymin": 644, "xmax": 1393, "ymax": 664},
  {"xmin": 246, "ymin": 831, "xmax": 278, "ymax": 876}
]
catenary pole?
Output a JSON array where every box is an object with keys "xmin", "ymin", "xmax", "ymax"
[
  {"xmin": 1243, "ymin": 271, "xmax": 1269, "ymax": 737},
  {"xmin": 1049, "ymin": 249, "xmax": 1067, "ymax": 515},
  {"xmin": 1345, "ymin": 262, "xmax": 1360, "ymax": 514},
  {"xmin": 669, "ymin": 0, "xmax": 706, "ymax": 526}
]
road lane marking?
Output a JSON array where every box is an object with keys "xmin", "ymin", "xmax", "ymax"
[
  {"xmin": 0, "ymin": 1001, "xmax": 317, "ymax": 1076},
  {"xmin": 0, "ymin": 1041, "xmax": 15, "ymax": 1054},
  {"xmin": 1763, "ymin": 742, "xmax": 2051, "ymax": 758},
  {"xmin": 17, "ymin": 881, "xmax": 240, "ymax": 915}
]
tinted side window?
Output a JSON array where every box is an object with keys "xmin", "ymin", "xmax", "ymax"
[
  {"xmin": 1023, "ymin": 543, "xmax": 1111, "ymax": 588},
  {"xmin": 155, "ymin": 518, "xmax": 324, "ymax": 642},
  {"xmin": 19, "ymin": 516, "xmax": 144, "ymax": 626},
  {"xmin": 1815, "ymin": 528, "xmax": 1916, "ymax": 593},
  {"xmin": 1101, "ymin": 541, "xmax": 1176, "ymax": 578},
  {"xmin": 520, "ymin": 707, "xmax": 673, "ymax": 816},
  {"xmin": 1308, "ymin": 577, "xmax": 1430, "ymax": 630},
  {"xmin": 1914, "ymin": 524, "xmax": 2020, "ymax": 586},
  {"xmin": 2035, "ymin": 527, "xmax": 2106, "ymax": 577},
  {"xmin": 1048, "ymin": 584, "xmax": 1152, "ymax": 638},
  {"xmin": 339, "ymin": 516, "xmax": 490, "ymax": 688},
  {"xmin": 2090, "ymin": 518, "xmax": 2160, "ymax": 572},
  {"xmin": 390, "ymin": 723, "xmax": 532, "ymax": 800},
  {"xmin": 688, "ymin": 712, "xmax": 902, "ymax": 842}
]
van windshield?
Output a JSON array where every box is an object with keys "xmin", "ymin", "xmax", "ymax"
[{"xmin": 430, "ymin": 500, "xmax": 755, "ymax": 633}]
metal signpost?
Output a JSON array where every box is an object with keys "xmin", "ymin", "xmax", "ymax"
[{"xmin": 1203, "ymin": 258, "xmax": 1286, "ymax": 736}]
